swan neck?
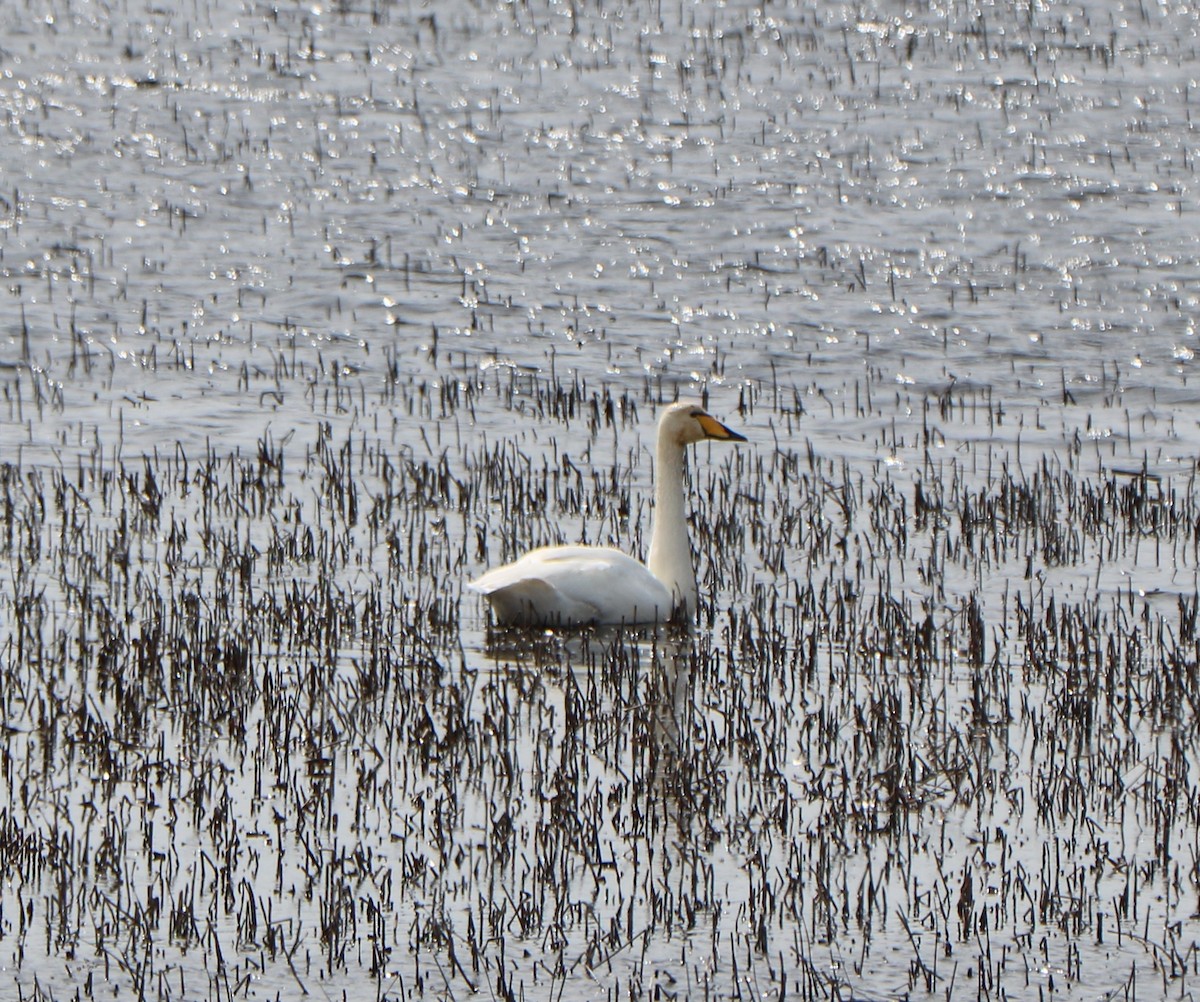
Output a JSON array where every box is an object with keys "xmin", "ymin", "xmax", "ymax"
[{"xmin": 648, "ymin": 437, "xmax": 696, "ymax": 614}]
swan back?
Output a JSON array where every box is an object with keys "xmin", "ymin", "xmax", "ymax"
[{"xmin": 468, "ymin": 545, "xmax": 674, "ymax": 626}]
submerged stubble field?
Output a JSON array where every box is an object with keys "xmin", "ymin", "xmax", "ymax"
[{"xmin": 4, "ymin": 350, "xmax": 1200, "ymax": 1000}]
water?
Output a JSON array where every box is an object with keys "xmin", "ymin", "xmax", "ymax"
[{"xmin": 2, "ymin": 0, "xmax": 1200, "ymax": 998}]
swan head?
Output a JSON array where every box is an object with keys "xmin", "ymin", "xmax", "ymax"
[{"xmin": 658, "ymin": 400, "xmax": 748, "ymax": 447}]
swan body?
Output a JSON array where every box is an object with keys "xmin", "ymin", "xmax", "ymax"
[
  {"xmin": 469, "ymin": 401, "xmax": 746, "ymax": 627},
  {"xmin": 467, "ymin": 545, "xmax": 674, "ymax": 626}
]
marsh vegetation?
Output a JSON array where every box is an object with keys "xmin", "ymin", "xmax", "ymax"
[{"xmin": 4, "ymin": 0, "xmax": 1200, "ymax": 998}]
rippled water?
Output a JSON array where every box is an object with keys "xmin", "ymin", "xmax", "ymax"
[
  {"xmin": 4, "ymin": 0, "xmax": 1197, "ymax": 454},
  {"xmin": 3, "ymin": 0, "xmax": 1200, "ymax": 998}
]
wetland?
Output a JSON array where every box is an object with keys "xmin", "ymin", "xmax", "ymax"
[{"xmin": 3, "ymin": 0, "xmax": 1200, "ymax": 999}]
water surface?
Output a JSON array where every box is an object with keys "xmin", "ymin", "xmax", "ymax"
[{"xmin": 2, "ymin": 0, "xmax": 1200, "ymax": 998}]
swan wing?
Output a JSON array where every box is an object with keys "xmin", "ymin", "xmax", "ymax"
[{"xmin": 469, "ymin": 545, "xmax": 675, "ymax": 626}]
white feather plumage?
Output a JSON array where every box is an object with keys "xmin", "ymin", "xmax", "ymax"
[{"xmin": 468, "ymin": 401, "xmax": 745, "ymax": 627}]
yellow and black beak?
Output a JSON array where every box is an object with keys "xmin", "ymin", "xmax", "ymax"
[{"xmin": 697, "ymin": 412, "xmax": 747, "ymax": 442}]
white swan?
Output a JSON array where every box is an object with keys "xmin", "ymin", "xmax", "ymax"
[{"xmin": 468, "ymin": 400, "xmax": 746, "ymax": 626}]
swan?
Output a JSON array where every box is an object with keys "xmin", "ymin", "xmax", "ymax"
[{"xmin": 468, "ymin": 400, "xmax": 746, "ymax": 626}]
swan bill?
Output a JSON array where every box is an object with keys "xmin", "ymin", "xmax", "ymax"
[{"xmin": 696, "ymin": 413, "xmax": 747, "ymax": 442}]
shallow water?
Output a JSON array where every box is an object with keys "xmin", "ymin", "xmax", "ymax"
[{"xmin": 2, "ymin": 0, "xmax": 1200, "ymax": 999}]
